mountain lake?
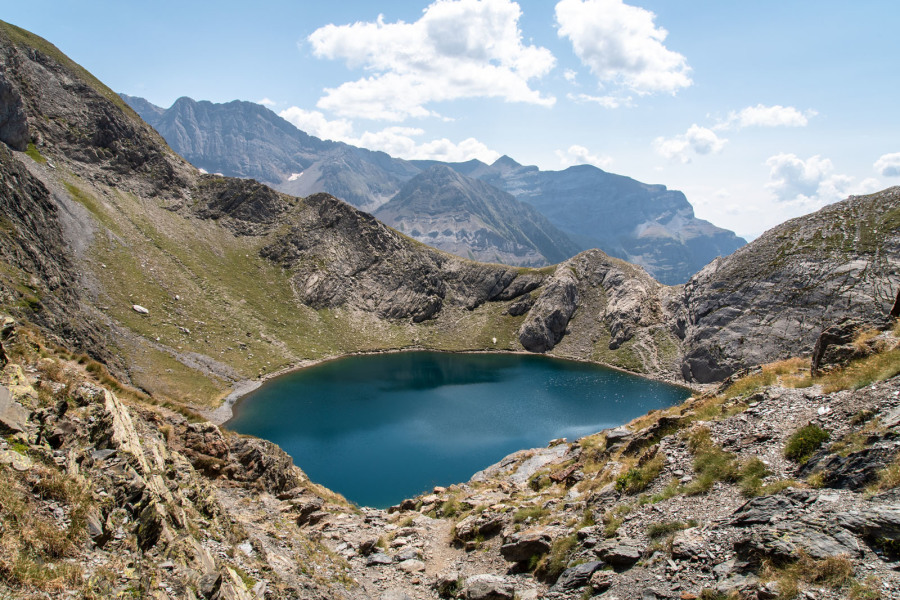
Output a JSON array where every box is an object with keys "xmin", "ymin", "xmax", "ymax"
[{"xmin": 226, "ymin": 351, "xmax": 690, "ymax": 508}]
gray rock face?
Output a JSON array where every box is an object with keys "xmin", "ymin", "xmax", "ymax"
[
  {"xmin": 374, "ymin": 165, "xmax": 580, "ymax": 267},
  {"xmin": 0, "ymin": 384, "xmax": 28, "ymax": 432},
  {"xmin": 259, "ymin": 193, "xmax": 544, "ymax": 323},
  {"xmin": 0, "ymin": 69, "xmax": 28, "ymax": 150},
  {"xmin": 678, "ymin": 187, "xmax": 900, "ymax": 382},
  {"xmin": 466, "ymin": 157, "xmax": 746, "ymax": 285},
  {"xmin": 518, "ymin": 265, "xmax": 578, "ymax": 352}
]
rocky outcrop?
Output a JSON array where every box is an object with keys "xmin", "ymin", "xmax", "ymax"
[
  {"xmin": 260, "ymin": 193, "xmax": 544, "ymax": 322},
  {"xmin": 0, "ymin": 68, "xmax": 27, "ymax": 150},
  {"xmin": 679, "ymin": 187, "xmax": 900, "ymax": 382},
  {"xmin": 518, "ymin": 264, "xmax": 578, "ymax": 352},
  {"xmin": 189, "ymin": 175, "xmax": 297, "ymax": 235}
]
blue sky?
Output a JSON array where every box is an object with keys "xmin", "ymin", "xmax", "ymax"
[{"xmin": 6, "ymin": 0, "xmax": 899, "ymax": 239}]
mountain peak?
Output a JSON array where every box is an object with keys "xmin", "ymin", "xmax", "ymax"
[{"xmin": 492, "ymin": 155, "xmax": 522, "ymax": 169}]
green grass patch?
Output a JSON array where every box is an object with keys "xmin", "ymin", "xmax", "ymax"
[
  {"xmin": 615, "ymin": 452, "xmax": 664, "ymax": 494},
  {"xmin": 24, "ymin": 143, "xmax": 46, "ymax": 164},
  {"xmin": 513, "ymin": 505, "xmax": 550, "ymax": 523},
  {"xmin": 784, "ymin": 425, "xmax": 830, "ymax": 464}
]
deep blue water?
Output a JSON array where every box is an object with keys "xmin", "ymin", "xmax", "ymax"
[{"xmin": 226, "ymin": 352, "xmax": 688, "ymax": 508}]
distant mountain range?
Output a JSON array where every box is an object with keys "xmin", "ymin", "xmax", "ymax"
[{"xmin": 122, "ymin": 95, "xmax": 746, "ymax": 283}]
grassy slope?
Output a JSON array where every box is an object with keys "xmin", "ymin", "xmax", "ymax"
[{"xmin": 52, "ymin": 174, "xmax": 543, "ymax": 408}]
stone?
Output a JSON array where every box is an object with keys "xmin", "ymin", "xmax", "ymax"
[
  {"xmin": 500, "ymin": 527, "xmax": 553, "ymax": 562},
  {"xmin": 590, "ymin": 569, "xmax": 614, "ymax": 592},
  {"xmin": 671, "ymin": 528, "xmax": 707, "ymax": 560},
  {"xmin": 380, "ymin": 591, "xmax": 413, "ymax": 600},
  {"xmin": 0, "ymin": 385, "xmax": 29, "ymax": 433},
  {"xmin": 366, "ymin": 553, "xmax": 394, "ymax": 567},
  {"xmin": 454, "ymin": 512, "xmax": 505, "ymax": 542},
  {"xmin": 198, "ymin": 572, "xmax": 223, "ymax": 599},
  {"xmin": 552, "ymin": 561, "xmax": 604, "ymax": 590},
  {"xmin": 0, "ymin": 448, "xmax": 33, "ymax": 471},
  {"xmin": 730, "ymin": 495, "xmax": 800, "ymax": 526},
  {"xmin": 463, "ymin": 574, "xmax": 515, "ymax": 600},
  {"xmin": 596, "ymin": 538, "xmax": 643, "ymax": 568},
  {"xmin": 132, "ymin": 304, "xmax": 149, "ymax": 314},
  {"xmin": 800, "ymin": 444, "xmax": 898, "ymax": 489},
  {"xmin": 432, "ymin": 571, "xmax": 461, "ymax": 598},
  {"xmin": 398, "ymin": 559, "xmax": 426, "ymax": 573}
]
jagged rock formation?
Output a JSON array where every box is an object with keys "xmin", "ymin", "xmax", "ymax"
[
  {"xmin": 124, "ymin": 95, "xmax": 745, "ymax": 283},
  {"xmin": 374, "ymin": 165, "xmax": 581, "ymax": 266},
  {"xmin": 679, "ymin": 188, "xmax": 900, "ymax": 382}
]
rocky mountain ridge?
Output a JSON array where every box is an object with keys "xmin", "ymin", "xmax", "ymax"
[{"xmin": 123, "ymin": 95, "xmax": 745, "ymax": 283}]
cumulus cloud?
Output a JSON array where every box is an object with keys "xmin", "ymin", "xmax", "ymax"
[
  {"xmin": 279, "ymin": 107, "xmax": 355, "ymax": 141},
  {"xmin": 567, "ymin": 92, "xmax": 630, "ymax": 109},
  {"xmin": 766, "ymin": 153, "xmax": 880, "ymax": 206},
  {"xmin": 555, "ymin": 0, "xmax": 691, "ymax": 95},
  {"xmin": 716, "ymin": 104, "xmax": 815, "ymax": 130},
  {"xmin": 355, "ymin": 127, "xmax": 501, "ymax": 163},
  {"xmin": 563, "ymin": 69, "xmax": 578, "ymax": 83},
  {"xmin": 307, "ymin": 0, "xmax": 556, "ymax": 121},
  {"xmin": 874, "ymin": 152, "xmax": 900, "ymax": 177},
  {"xmin": 653, "ymin": 125, "xmax": 726, "ymax": 163},
  {"xmin": 257, "ymin": 97, "xmax": 276, "ymax": 107},
  {"xmin": 556, "ymin": 144, "xmax": 613, "ymax": 169},
  {"xmin": 279, "ymin": 106, "xmax": 500, "ymax": 163}
]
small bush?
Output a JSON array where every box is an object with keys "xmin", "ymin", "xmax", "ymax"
[
  {"xmin": 784, "ymin": 425, "xmax": 830, "ymax": 463},
  {"xmin": 615, "ymin": 452, "xmax": 664, "ymax": 494},
  {"xmin": 534, "ymin": 534, "xmax": 577, "ymax": 581},
  {"xmin": 647, "ymin": 520, "xmax": 695, "ymax": 539}
]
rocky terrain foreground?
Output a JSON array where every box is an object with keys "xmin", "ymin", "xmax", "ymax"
[{"xmin": 2, "ymin": 316, "xmax": 899, "ymax": 600}]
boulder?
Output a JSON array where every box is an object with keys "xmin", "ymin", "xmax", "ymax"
[
  {"xmin": 596, "ymin": 538, "xmax": 643, "ymax": 568},
  {"xmin": 552, "ymin": 561, "xmax": 605, "ymax": 591},
  {"xmin": 366, "ymin": 553, "xmax": 394, "ymax": 567},
  {"xmin": 671, "ymin": 528, "xmax": 707, "ymax": 560},
  {"xmin": 500, "ymin": 528, "xmax": 553, "ymax": 562},
  {"xmin": 800, "ymin": 444, "xmax": 898, "ymax": 490},
  {"xmin": 463, "ymin": 574, "xmax": 515, "ymax": 600},
  {"xmin": 453, "ymin": 512, "xmax": 505, "ymax": 542},
  {"xmin": 0, "ymin": 385, "xmax": 29, "ymax": 433}
]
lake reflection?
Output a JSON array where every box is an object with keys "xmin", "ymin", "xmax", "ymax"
[{"xmin": 226, "ymin": 352, "xmax": 687, "ymax": 507}]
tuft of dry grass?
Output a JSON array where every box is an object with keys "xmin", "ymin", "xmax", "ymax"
[{"xmin": 760, "ymin": 552, "xmax": 855, "ymax": 599}]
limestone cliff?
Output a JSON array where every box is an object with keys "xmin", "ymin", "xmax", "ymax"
[{"xmin": 679, "ymin": 188, "xmax": 900, "ymax": 382}]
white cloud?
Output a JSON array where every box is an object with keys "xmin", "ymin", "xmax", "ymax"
[
  {"xmin": 308, "ymin": 0, "xmax": 556, "ymax": 121},
  {"xmin": 278, "ymin": 107, "xmax": 355, "ymax": 141},
  {"xmin": 653, "ymin": 125, "xmax": 726, "ymax": 163},
  {"xmin": 555, "ymin": 144, "xmax": 613, "ymax": 169},
  {"xmin": 563, "ymin": 69, "xmax": 578, "ymax": 83},
  {"xmin": 278, "ymin": 106, "xmax": 500, "ymax": 163},
  {"xmin": 355, "ymin": 127, "xmax": 501, "ymax": 163},
  {"xmin": 874, "ymin": 152, "xmax": 900, "ymax": 177},
  {"xmin": 257, "ymin": 97, "xmax": 276, "ymax": 107},
  {"xmin": 567, "ymin": 92, "xmax": 630, "ymax": 109},
  {"xmin": 555, "ymin": 0, "xmax": 691, "ymax": 95},
  {"xmin": 766, "ymin": 153, "xmax": 881, "ymax": 206},
  {"xmin": 716, "ymin": 104, "xmax": 815, "ymax": 130}
]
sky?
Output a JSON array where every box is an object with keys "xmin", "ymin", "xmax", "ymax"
[{"xmin": 5, "ymin": 0, "xmax": 900, "ymax": 240}]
